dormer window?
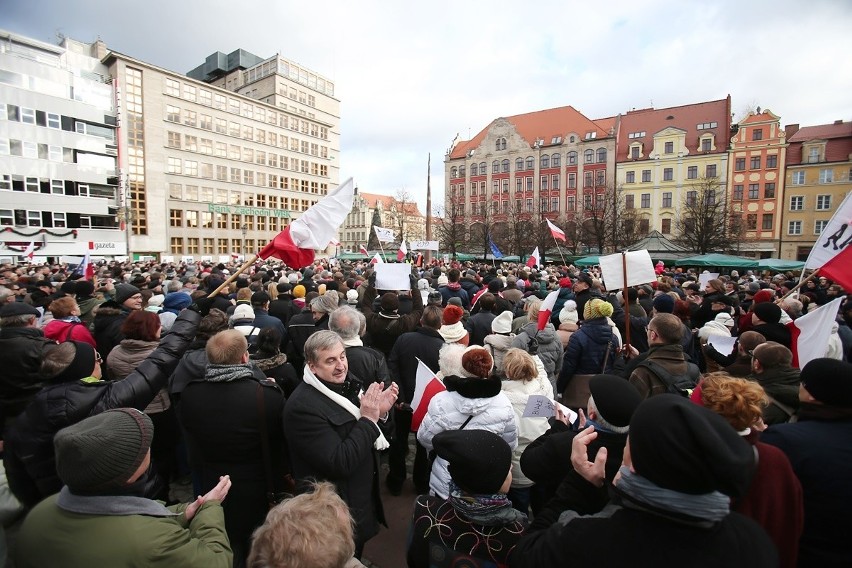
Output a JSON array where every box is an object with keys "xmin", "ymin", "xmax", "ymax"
[
  {"xmin": 584, "ymin": 132, "xmax": 597, "ymax": 140},
  {"xmin": 699, "ymin": 133, "xmax": 716, "ymax": 152},
  {"xmin": 629, "ymin": 143, "xmax": 642, "ymax": 160},
  {"xmin": 451, "ymin": 167, "xmax": 458, "ymax": 178}
]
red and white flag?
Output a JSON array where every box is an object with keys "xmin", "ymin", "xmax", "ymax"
[
  {"xmin": 818, "ymin": 242, "xmax": 852, "ymax": 292},
  {"xmin": 787, "ymin": 296, "xmax": 844, "ymax": 369},
  {"xmin": 546, "ymin": 219, "xmax": 566, "ymax": 242},
  {"xmin": 805, "ymin": 192, "xmax": 852, "ymax": 269},
  {"xmin": 538, "ymin": 290, "xmax": 559, "ymax": 331},
  {"xmin": 22, "ymin": 242, "xmax": 36, "ymax": 261},
  {"xmin": 397, "ymin": 240, "xmax": 407, "ymax": 262},
  {"xmin": 359, "ymin": 244, "xmax": 369, "ymax": 256},
  {"xmin": 81, "ymin": 242, "xmax": 94, "ymax": 281},
  {"xmin": 526, "ymin": 246, "xmax": 540, "ymax": 268},
  {"xmin": 410, "ymin": 359, "xmax": 446, "ymax": 432},
  {"xmin": 329, "ymin": 237, "xmax": 341, "ymax": 247},
  {"xmin": 258, "ymin": 178, "xmax": 354, "ymax": 268},
  {"xmin": 370, "ymin": 253, "xmax": 383, "ymax": 265}
]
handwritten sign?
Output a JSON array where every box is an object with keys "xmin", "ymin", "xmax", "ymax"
[
  {"xmin": 409, "ymin": 240, "xmax": 439, "ymax": 251},
  {"xmin": 522, "ymin": 395, "xmax": 578, "ymax": 423}
]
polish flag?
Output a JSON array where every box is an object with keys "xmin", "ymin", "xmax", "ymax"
[
  {"xmin": 22, "ymin": 242, "xmax": 36, "ymax": 261},
  {"xmin": 257, "ymin": 178, "xmax": 354, "ymax": 269},
  {"xmin": 397, "ymin": 240, "xmax": 407, "ymax": 262},
  {"xmin": 526, "ymin": 246, "xmax": 540, "ymax": 268},
  {"xmin": 329, "ymin": 237, "xmax": 341, "ymax": 247},
  {"xmin": 805, "ymin": 192, "xmax": 852, "ymax": 269},
  {"xmin": 787, "ymin": 296, "xmax": 844, "ymax": 368},
  {"xmin": 370, "ymin": 253, "xmax": 383, "ymax": 265},
  {"xmin": 817, "ymin": 244, "xmax": 852, "ymax": 292},
  {"xmin": 75, "ymin": 242, "xmax": 95, "ymax": 281},
  {"xmin": 538, "ymin": 290, "xmax": 559, "ymax": 331},
  {"xmin": 359, "ymin": 244, "xmax": 369, "ymax": 256},
  {"xmin": 410, "ymin": 359, "xmax": 446, "ymax": 432},
  {"xmin": 546, "ymin": 219, "xmax": 566, "ymax": 242}
]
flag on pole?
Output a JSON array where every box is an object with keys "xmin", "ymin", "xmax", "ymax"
[
  {"xmin": 489, "ymin": 238, "xmax": 503, "ymax": 259},
  {"xmin": 397, "ymin": 240, "xmax": 407, "ymax": 262},
  {"xmin": 370, "ymin": 252, "xmax": 384, "ymax": 264},
  {"xmin": 257, "ymin": 178, "xmax": 355, "ymax": 268},
  {"xmin": 73, "ymin": 242, "xmax": 95, "ymax": 280},
  {"xmin": 373, "ymin": 225, "xmax": 396, "ymax": 243},
  {"xmin": 410, "ymin": 359, "xmax": 446, "ymax": 432},
  {"xmin": 538, "ymin": 290, "xmax": 559, "ymax": 331},
  {"xmin": 805, "ymin": 192, "xmax": 852, "ymax": 269},
  {"xmin": 818, "ymin": 243, "xmax": 852, "ymax": 291},
  {"xmin": 329, "ymin": 237, "xmax": 341, "ymax": 247},
  {"xmin": 787, "ymin": 297, "xmax": 844, "ymax": 368},
  {"xmin": 546, "ymin": 219, "xmax": 566, "ymax": 242},
  {"xmin": 526, "ymin": 246, "xmax": 540, "ymax": 268},
  {"xmin": 359, "ymin": 244, "xmax": 369, "ymax": 256},
  {"xmin": 22, "ymin": 242, "xmax": 36, "ymax": 261}
]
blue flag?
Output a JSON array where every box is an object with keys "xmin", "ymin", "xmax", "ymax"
[{"xmin": 489, "ymin": 238, "xmax": 503, "ymax": 259}]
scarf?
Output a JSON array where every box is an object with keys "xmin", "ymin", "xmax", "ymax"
[
  {"xmin": 251, "ymin": 352, "xmax": 287, "ymax": 372},
  {"xmin": 303, "ymin": 367, "xmax": 389, "ymax": 450},
  {"xmin": 614, "ymin": 467, "xmax": 730, "ymax": 527},
  {"xmin": 341, "ymin": 336, "xmax": 363, "ymax": 347},
  {"xmin": 447, "ymin": 481, "xmax": 527, "ymax": 526},
  {"xmin": 205, "ymin": 363, "xmax": 255, "ymax": 383},
  {"xmin": 58, "ymin": 316, "xmax": 82, "ymax": 323}
]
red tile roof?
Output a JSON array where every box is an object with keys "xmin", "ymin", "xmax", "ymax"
[
  {"xmin": 786, "ymin": 121, "xmax": 852, "ymax": 166},
  {"xmin": 449, "ymin": 106, "xmax": 609, "ymax": 160},
  {"xmin": 615, "ymin": 97, "xmax": 731, "ymax": 162},
  {"xmin": 358, "ymin": 192, "xmax": 424, "ymax": 217},
  {"xmin": 787, "ymin": 121, "xmax": 852, "ymax": 143},
  {"xmin": 738, "ymin": 110, "xmax": 781, "ymax": 126}
]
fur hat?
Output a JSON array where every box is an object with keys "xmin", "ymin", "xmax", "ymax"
[
  {"xmin": 114, "ymin": 284, "xmax": 141, "ymax": 305},
  {"xmin": 559, "ymin": 300, "xmax": 579, "ymax": 324},
  {"xmin": 54, "ymin": 408, "xmax": 154, "ymax": 495},
  {"xmin": 714, "ymin": 312, "xmax": 735, "ymax": 327},
  {"xmin": 491, "ymin": 310, "xmax": 513, "ymax": 334},
  {"xmin": 432, "ymin": 430, "xmax": 511, "ymax": 494},
  {"xmin": 460, "ymin": 346, "xmax": 494, "ymax": 378},
  {"xmin": 584, "ymin": 298, "xmax": 614, "ymax": 320},
  {"xmin": 800, "ymin": 358, "xmax": 852, "ymax": 406}
]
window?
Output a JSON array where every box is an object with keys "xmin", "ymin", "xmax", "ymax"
[
  {"xmin": 735, "ymin": 157, "xmax": 745, "ymax": 171},
  {"xmin": 0, "ymin": 175, "xmax": 9, "ymax": 191},
  {"xmin": 706, "ymin": 164, "xmax": 717, "ymax": 178},
  {"xmin": 639, "ymin": 218, "xmax": 650, "ymax": 234},
  {"xmin": 540, "ymin": 155, "xmax": 550, "ymax": 169},
  {"xmin": 568, "ymin": 173, "xmax": 576, "ymax": 189},
  {"xmin": 762, "ymin": 214, "xmax": 773, "ymax": 230},
  {"xmin": 746, "ymin": 214, "xmax": 757, "ymax": 230},
  {"xmin": 47, "ymin": 113, "xmax": 60, "ymax": 129},
  {"xmin": 663, "ymin": 168, "xmax": 673, "ymax": 181},
  {"xmin": 584, "ymin": 149, "xmax": 594, "ymax": 163},
  {"xmin": 199, "ymin": 114, "xmax": 212, "ymax": 130},
  {"xmin": 479, "ymin": 162, "xmax": 487, "ymax": 175},
  {"xmin": 630, "ymin": 146, "xmax": 640, "ymax": 159},
  {"xmin": 48, "ymin": 145, "xmax": 62, "ymax": 161},
  {"xmin": 662, "ymin": 192, "xmax": 672, "ymax": 207},
  {"xmin": 0, "ymin": 210, "xmax": 12, "ymax": 225},
  {"xmin": 686, "ymin": 191, "xmax": 697, "ymax": 206},
  {"xmin": 641, "ymin": 193, "xmax": 651, "ymax": 208},
  {"xmin": 540, "ymin": 176, "xmax": 548, "ymax": 191},
  {"xmin": 687, "ymin": 166, "xmax": 698, "ymax": 179},
  {"xmin": 816, "ymin": 195, "xmax": 831, "ymax": 210},
  {"xmin": 166, "ymin": 105, "xmax": 180, "ymax": 122},
  {"xmin": 0, "ymin": 139, "xmax": 7, "ymax": 155},
  {"xmin": 515, "ymin": 158, "xmax": 524, "ymax": 171},
  {"xmin": 501, "ymin": 159, "xmax": 509, "ymax": 173},
  {"xmin": 199, "ymin": 89, "xmax": 212, "ymax": 107},
  {"xmin": 492, "ymin": 160, "xmax": 499, "ymax": 174},
  {"xmin": 750, "ymin": 156, "xmax": 761, "ymax": 170},
  {"xmin": 551, "ymin": 197, "xmax": 559, "ymax": 212},
  {"xmin": 752, "ymin": 128, "xmax": 763, "ymax": 141},
  {"xmin": 748, "ymin": 184, "xmax": 759, "ymax": 199},
  {"xmin": 78, "ymin": 183, "xmax": 89, "ymax": 197},
  {"xmin": 626, "ymin": 171, "xmax": 635, "ymax": 184},
  {"xmin": 50, "ymin": 179, "xmax": 64, "ymax": 194},
  {"xmin": 808, "ymin": 147, "xmax": 820, "ymax": 163},
  {"xmin": 21, "ymin": 108, "xmax": 35, "ymax": 124},
  {"xmin": 167, "ymin": 157, "xmax": 182, "ymax": 174},
  {"xmin": 567, "ymin": 196, "xmax": 575, "ymax": 211},
  {"xmin": 642, "ymin": 170, "xmax": 651, "ymax": 183},
  {"xmin": 165, "ymin": 78, "xmax": 180, "ymax": 96},
  {"xmin": 733, "ymin": 185, "xmax": 743, "ymax": 201},
  {"xmin": 788, "ymin": 221, "xmax": 802, "ymax": 235},
  {"xmin": 792, "ymin": 171, "xmax": 805, "ymax": 185},
  {"xmin": 25, "ymin": 177, "xmax": 38, "ymax": 192},
  {"xmin": 815, "ymin": 220, "xmax": 829, "ymax": 234},
  {"xmin": 27, "ymin": 211, "xmax": 40, "ymax": 226},
  {"xmin": 790, "ymin": 196, "xmax": 804, "ymax": 210},
  {"xmin": 625, "ymin": 194, "xmax": 635, "ymax": 209},
  {"xmin": 584, "ymin": 172, "xmax": 593, "ymax": 188},
  {"xmin": 661, "ymin": 218, "xmax": 671, "ymax": 234},
  {"xmin": 495, "ymin": 137, "xmax": 506, "ymax": 151},
  {"xmin": 664, "ymin": 141, "xmax": 673, "ymax": 154},
  {"xmin": 551, "ymin": 175, "xmax": 559, "ymax": 190},
  {"xmin": 525, "ymin": 157, "xmax": 534, "ymax": 170},
  {"xmin": 596, "ymin": 148, "xmax": 607, "ymax": 163},
  {"xmin": 764, "ymin": 183, "xmax": 776, "ymax": 198},
  {"xmin": 526, "ymin": 176, "xmax": 533, "ymax": 191},
  {"xmin": 22, "ymin": 141, "xmax": 37, "ymax": 158},
  {"xmin": 701, "ymin": 138, "xmax": 712, "ymax": 152},
  {"xmin": 551, "ymin": 154, "xmax": 560, "ymax": 167},
  {"xmin": 567, "ymin": 151, "xmax": 577, "ymax": 165},
  {"xmin": 819, "ymin": 169, "xmax": 833, "ymax": 183},
  {"xmin": 183, "ymin": 84, "xmax": 196, "ymax": 102},
  {"xmin": 766, "ymin": 155, "xmax": 777, "ymax": 168}
]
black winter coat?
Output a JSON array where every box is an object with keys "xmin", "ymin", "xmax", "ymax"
[
  {"xmin": 557, "ymin": 318, "xmax": 617, "ymax": 392},
  {"xmin": 91, "ymin": 302, "xmax": 128, "ymax": 376},
  {"xmin": 388, "ymin": 327, "xmax": 444, "ymax": 403},
  {"xmin": 345, "ymin": 345, "xmax": 390, "ymax": 387},
  {"xmin": 0, "ymin": 327, "xmax": 54, "ymax": 426},
  {"xmin": 4, "ymin": 310, "xmax": 200, "ymax": 508},
  {"xmin": 465, "ymin": 311, "xmax": 496, "ymax": 346},
  {"xmin": 362, "ymin": 285, "xmax": 423, "ymax": 358}
]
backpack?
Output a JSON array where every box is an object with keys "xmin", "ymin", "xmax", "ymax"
[{"xmin": 637, "ymin": 359, "xmax": 701, "ymax": 397}]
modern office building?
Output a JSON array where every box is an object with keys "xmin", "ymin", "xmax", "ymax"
[{"xmin": 0, "ymin": 30, "xmax": 124, "ymax": 262}]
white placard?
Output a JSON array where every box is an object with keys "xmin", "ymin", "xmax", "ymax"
[
  {"xmin": 707, "ymin": 334, "xmax": 737, "ymax": 356},
  {"xmin": 522, "ymin": 395, "xmax": 578, "ymax": 423},
  {"xmin": 373, "ymin": 226, "xmax": 396, "ymax": 243},
  {"xmin": 443, "ymin": 254, "xmax": 450, "ymax": 264},
  {"xmin": 162, "ymin": 256, "xmax": 175, "ymax": 263},
  {"xmin": 374, "ymin": 263, "xmax": 412, "ymax": 290},
  {"xmin": 699, "ymin": 272, "xmax": 720, "ymax": 288},
  {"xmin": 599, "ymin": 250, "xmax": 657, "ymax": 289},
  {"xmin": 409, "ymin": 240, "xmax": 439, "ymax": 251},
  {"xmin": 181, "ymin": 256, "xmax": 195, "ymax": 264}
]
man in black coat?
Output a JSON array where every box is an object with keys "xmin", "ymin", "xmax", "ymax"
[
  {"xmin": 268, "ymin": 282, "xmax": 295, "ymax": 327},
  {"xmin": 362, "ymin": 273, "xmax": 423, "ymax": 359},
  {"xmin": 465, "ymin": 292, "xmax": 497, "ymax": 346},
  {"xmin": 328, "ymin": 305, "xmax": 389, "ymax": 385},
  {"xmin": 283, "ymin": 331, "xmax": 398, "ymax": 557},
  {"xmin": 386, "ymin": 305, "xmax": 444, "ymax": 495}
]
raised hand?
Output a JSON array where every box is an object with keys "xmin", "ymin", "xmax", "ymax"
[
  {"xmin": 185, "ymin": 475, "xmax": 232, "ymax": 521},
  {"xmin": 570, "ymin": 427, "xmax": 607, "ymax": 488}
]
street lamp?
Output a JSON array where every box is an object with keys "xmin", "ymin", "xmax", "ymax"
[{"xmin": 241, "ymin": 223, "xmax": 248, "ymax": 255}]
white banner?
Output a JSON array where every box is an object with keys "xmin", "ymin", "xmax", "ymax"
[
  {"xmin": 409, "ymin": 240, "xmax": 439, "ymax": 251},
  {"xmin": 375, "ymin": 263, "xmax": 412, "ymax": 290},
  {"xmin": 805, "ymin": 192, "xmax": 852, "ymax": 269},
  {"xmin": 373, "ymin": 225, "xmax": 396, "ymax": 243},
  {"xmin": 599, "ymin": 250, "xmax": 657, "ymax": 289}
]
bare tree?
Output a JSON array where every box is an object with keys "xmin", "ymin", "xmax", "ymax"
[
  {"xmin": 468, "ymin": 197, "xmax": 499, "ymax": 258},
  {"xmin": 393, "ymin": 188, "xmax": 419, "ymax": 245},
  {"xmin": 675, "ymin": 176, "xmax": 742, "ymax": 254},
  {"xmin": 433, "ymin": 195, "xmax": 468, "ymax": 258},
  {"xmin": 503, "ymin": 198, "xmax": 533, "ymax": 257}
]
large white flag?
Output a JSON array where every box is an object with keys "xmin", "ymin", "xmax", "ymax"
[
  {"xmin": 787, "ymin": 297, "xmax": 844, "ymax": 368},
  {"xmin": 373, "ymin": 225, "xmax": 396, "ymax": 243},
  {"xmin": 805, "ymin": 192, "xmax": 852, "ymax": 269},
  {"xmin": 22, "ymin": 242, "xmax": 36, "ymax": 261}
]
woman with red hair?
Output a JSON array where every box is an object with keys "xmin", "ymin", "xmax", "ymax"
[{"xmin": 43, "ymin": 296, "xmax": 96, "ymax": 347}]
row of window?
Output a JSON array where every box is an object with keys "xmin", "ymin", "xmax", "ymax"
[
  {"xmin": 451, "ymin": 149, "xmax": 608, "ymax": 178},
  {"xmin": 624, "ymin": 164, "xmax": 719, "ymax": 184},
  {"xmin": 164, "ymin": 104, "xmax": 329, "ymax": 159},
  {"xmin": 0, "ymin": 209, "xmax": 117, "ymax": 229},
  {"xmin": 162, "ymin": 78, "xmax": 328, "ymax": 140},
  {"xmin": 170, "ymin": 237, "xmax": 261, "ymax": 256},
  {"xmin": 168, "ymin": 210, "xmax": 301, "ymax": 231},
  {"xmin": 732, "ymin": 183, "xmax": 776, "ymax": 200},
  {"xmin": 791, "ymin": 169, "xmax": 843, "ymax": 185},
  {"xmin": 165, "ymin": 157, "xmax": 328, "ymax": 192},
  {"xmin": 0, "ymin": 103, "xmax": 115, "ymax": 143},
  {"xmin": 168, "ymin": 183, "xmax": 317, "ymax": 209},
  {"xmin": 449, "ymin": 171, "xmax": 608, "ymax": 197},
  {"xmin": 0, "ymin": 175, "xmax": 115, "ymax": 199},
  {"xmin": 734, "ymin": 155, "xmax": 778, "ymax": 171},
  {"xmin": 789, "ymin": 220, "xmax": 829, "ymax": 236},
  {"xmin": 790, "ymin": 195, "xmax": 833, "ymax": 211}
]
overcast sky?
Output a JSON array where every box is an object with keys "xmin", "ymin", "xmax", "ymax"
[{"xmin": 6, "ymin": 0, "xmax": 851, "ymax": 215}]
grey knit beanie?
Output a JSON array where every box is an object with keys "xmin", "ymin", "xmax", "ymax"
[{"xmin": 54, "ymin": 408, "xmax": 153, "ymax": 495}]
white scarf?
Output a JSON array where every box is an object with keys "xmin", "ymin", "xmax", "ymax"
[{"xmin": 303, "ymin": 367, "xmax": 390, "ymax": 450}]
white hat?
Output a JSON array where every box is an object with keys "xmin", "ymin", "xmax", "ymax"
[
  {"xmin": 231, "ymin": 304, "xmax": 255, "ymax": 322},
  {"xmin": 491, "ymin": 310, "xmax": 513, "ymax": 334},
  {"xmin": 147, "ymin": 294, "xmax": 165, "ymax": 307},
  {"xmin": 346, "ymin": 289, "xmax": 359, "ymax": 305},
  {"xmin": 714, "ymin": 312, "xmax": 735, "ymax": 327},
  {"xmin": 437, "ymin": 274, "xmax": 449, "ymax": 286},
  {"xmin": 559, "ymin": 300, "xmax": 579, "ymax": 324}
]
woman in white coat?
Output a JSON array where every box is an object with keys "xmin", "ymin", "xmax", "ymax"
[{"xmin": 417, "ymin": 344, "xmax": 518, "ymax": 499}]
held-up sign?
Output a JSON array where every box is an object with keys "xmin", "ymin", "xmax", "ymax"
[
  {"xmin": 521, "ymin": 395, "xmax": 578, "ymax": 423},
  {"xmin": 599, "ymin": 250, "xmax": 657, "ymax": 289},
  {"xmin": 698, "ymin": 272, "xmax": 720, "ymax": 289},
  {"xmin": 374, "ymin": 263, "xmax": 412, "ymax": 290},
  {"xmin": 409, "ymin": 240, "xmax": 439, "ymax": 251}
]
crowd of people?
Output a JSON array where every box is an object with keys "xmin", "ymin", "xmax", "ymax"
[{"xmin": 0, "ymin": 255, "xmax": 849, "ymax": 567}]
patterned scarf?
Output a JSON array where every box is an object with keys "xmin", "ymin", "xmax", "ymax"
[
  {"xmin": 204, "ymin": 363, "xmax": 255, "ymax": 383},
  {"xmin": 447, "ymin": 481, "xmax": 527, "ymax": 526},
  {"xmin": 58, "ymin": 316, "xmax": 82, "ymax": 323}
]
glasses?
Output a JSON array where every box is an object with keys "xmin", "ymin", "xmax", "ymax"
[{"xmin": 95, "ymin": 352, "xmax": 103, "ymax": 364}]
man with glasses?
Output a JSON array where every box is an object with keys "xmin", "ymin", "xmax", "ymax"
[{"xmin": 629, "ymin": 313, "xmax": 700, "ymax": 399}]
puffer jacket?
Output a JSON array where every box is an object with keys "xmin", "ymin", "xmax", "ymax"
[
  {"xmin": 557, "ymin": 318, "xmax": 617, "ymax": 393},
  {"xmin": 92, "ymin": 302, "xmax": 130, "ymax": 377},
  {"xmin": 4, "ymin": 309, "xmax": 200, "ymax": 508},
  {"xmin": 108, "ymin": 338, "xmax": 170, "ymax": 414},
  {"xmin": 550, "ymin": 287, "xmax": 575, "ymax": 326},
  {"xmin": 42, "ymin": 319, "xmax": 97, "ymax": 347},
  {"xmin": 484, "ymin": 333, "xmax": 515, "ymax": 378},
  {"xmin": 417, "ymin": 374, "xmax": 517, "ymax": 499},
  {"xmin": 501, "ymin": 374, "xmax": 554, "ymax": 488},
  {"xmin": 511, "ymin": 322, "xmax": 563, "ymax": 383}
]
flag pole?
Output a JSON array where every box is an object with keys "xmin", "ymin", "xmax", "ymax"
[
  {"xmin": 779, "ymin": 269, "xmax": 819, "ymax": 302},
  {"xmin": 552, "ymin": 232, "xmax": 567, "ymax": 266},
  {"xmin": 207, "ymin": 254, "xmax": 258, "ymax": 298},
  {"xmin": 621, "ymin": 251, "xmax": 631, "ymax": 350}
]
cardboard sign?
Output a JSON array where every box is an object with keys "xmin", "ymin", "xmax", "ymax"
[
  {"xmin": 599, "ymin": 250, "xmax": 657, "ymax": 289},
  {"xmin": 698, "ymin": 272, "xmax": 720, "ymax": 288},
  {"xmin": 522, "ymin": 395, "xmax": 578, "ymax": 423},
  {"xmin": 374, "ymin": 263, "xmax": 412, "ymax": 290}
]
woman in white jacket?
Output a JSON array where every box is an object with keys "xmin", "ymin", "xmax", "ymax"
[
  {"xmin": 417, "ymin": 344, "xmax": 518, "ymax": 499},
  {"xmin": 500, "ymin": 348, "xmax": 553, "ymax": 515}
]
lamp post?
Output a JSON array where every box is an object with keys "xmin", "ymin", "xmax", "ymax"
[{"xmin": 241, "ymin": 223, "xmax": 248, "ymax": 257}]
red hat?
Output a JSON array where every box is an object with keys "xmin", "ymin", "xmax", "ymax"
[
  {"xmin": 559, "ymin": 277, "xmax": 572, "ymax": 288},
  {"xmin": 442, "ymin": 304, "xmax": 464, "ymax": 326},
  {"xmin": 752, "ymin": 289, "xmax": 775, "ymax": 304}
]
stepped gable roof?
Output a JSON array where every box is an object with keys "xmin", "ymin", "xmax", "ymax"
[
  {"xmin": 616, "ymin": 97, "xmax": 730, "ymax": 162},
  {"xmin": 449, "ymin": 105, "xmax": 609, "ymax": 160}
]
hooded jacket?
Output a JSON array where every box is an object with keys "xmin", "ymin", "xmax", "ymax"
[
  {"xmin": 501, "ymin": 374, "xmax": 554, "ymax": 487},
  {"xmin": 557, "ymin": 318, "xmax": 617, "ymax": 393},
  {"xmin": 511, "ymin": 322, "xmax": 564, "ymax": 383},
  {"xmin": 749, "ymin": 365, "xmax": 801, "ymax": 425},
  {"xmin": 417, "ymin": 375, "xmax": 518, "ymax": 499}
]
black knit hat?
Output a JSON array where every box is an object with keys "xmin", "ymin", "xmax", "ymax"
[
  {"xmin": 54, "ymin": 408, "xmax": 153, "ymax": 495},
  {"xmin": 49, "ymin": 341, "xmax": 97, "ymax": 384},
  {"xmin": 433, "ymin": 429, "xmax": 511, "ymax": 494},
  {"xmin": 628, "ymin": 395, "xmax": 755, "ymax": 498},
  {"xmin": 588, "ymin": 374, "xmax": 642, "ymax": 427},
  {"xmin": 800, "ymin": 358, "xmax": 852, "ymax": 406},
  {"xmin": 114, "ymin": 283, "xmax": 141, "ymax": 305},
  {"xmin": 753, "ymin": 302, "xmax": 782, "ymax": 324}
]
